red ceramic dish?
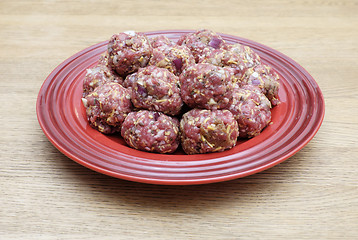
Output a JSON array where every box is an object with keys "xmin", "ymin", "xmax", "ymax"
[{"xmin": 36, "ymin": 30, "xmax": 325, "ymax": 185}]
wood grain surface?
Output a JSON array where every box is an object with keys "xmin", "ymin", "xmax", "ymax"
[{"xmin": 1, "ymin": 0, "xmax": 357, "ymax": 239}]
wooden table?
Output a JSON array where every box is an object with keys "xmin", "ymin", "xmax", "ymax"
[{"xmin": 1, "ymin": 0, "xmax": 357, "ymax": 239}]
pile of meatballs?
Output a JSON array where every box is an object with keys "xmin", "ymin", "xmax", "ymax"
[{"xmin": 81, "ymin": 29, "xmax": 280, "ymax": 155}]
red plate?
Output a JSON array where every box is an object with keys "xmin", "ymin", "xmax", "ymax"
[{"xmin": 36, "ymin": 30, "xmax": 325, "ymax": 185}]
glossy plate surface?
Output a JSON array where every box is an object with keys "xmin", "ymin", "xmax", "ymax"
[{"xmin": 36, "ymin": 30, "xmax": 325, "ymax": 185}]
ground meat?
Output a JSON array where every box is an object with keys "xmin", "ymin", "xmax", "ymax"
[
  {"xmin": 180, "ymin": 109, "xmax": 238, "ymax": 154},
  {"xmin": 123, "ymin": 72, "xmax": 137, "ymax": 90},
  {"xmin": 224, "ymin": 44, "xmax": 261, "ymax": 69},
  {"xmin": 179, "ymin": 63, "xmax": 235, "ymax": 110},
  {"xmin": 97, "ymin": 51, "xmax": 124, "ymax": 83},
  {"xmin": 177, "ymin": 29, "xmax": 227, "ymax": 62},
  {"xmin": 108, "ymin": 31, "xmax": 152, "ymax": 77},
  {"xmin": 199, "ymin": 48, "xmax": 245, "ymax": 69},
  {"xmin": 149, "ymin": 35, "xmax": 175, "ymax": 48},
  {"xmin": 240, "ymin": 63, "xmax": 280, "ymax": 106},
  {"xmin": 82, "ymin": 82, "xmax": 132, "ymax": 134},
  {"xmin": 83, "ymin": 65, "xmax": 117, "ymax": 97},
  {"xmin": 121, "ymin": 110, "xmax": 180, "ymax": 153},
  {"xmin": 199, "ymin": 43, "xmax": 261, "ymax": 81},
  {"xmin": 149, "ymin": 45, "xmax": 195, "ymax": 76},
  {"xmin": 83, "ymin": 52, "xmax": 123, "ymax": 97},
  {"xmin": 199, "ymin": 49, "xmax": 246, "ymax": 83},
  {"xmin": 131, "ymin": 66, "xmax": 183, "ymax": 116},
  {"xmin": 227, "ymin": 85, "xmax": 272, "ymax": 138}
]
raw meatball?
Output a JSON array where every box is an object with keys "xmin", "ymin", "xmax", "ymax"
[
  {"xmin": 179, "ymin": 63, "xmax": 235, "ymax": 110},
  {"xmin": 83, "ymin": 52, "xmax": 123, "ymax": 97},
  {"xmin": 199, "ymin": 43, "xmax": 261, "ymax": 81},
  {"xmin": 121, "ymin": 110, "xmax": 180, "ymax": 154},
  {"xmin": 224, "ymin": 44, "xmax": 261, "ymax": 69},
  {"xmin": 131, "ymin": 66, "xmax": 183, "ymax": 116},
  {"xmin": 149, "ymin": 45, "xmax": 195, "ymax": 76},
  {"xmin": 199, "ymin": 49, "xmax": 247, "ymax": 83},
  {"xmin": 108, "ymin": 31, "xmax": 152, "ymax": 77},
  {"xmin": 82, "ymin": 64, "xmax": 123, "ymax": 97},
  {"xmin": 200, "ymin": 48, "xmax": 245, "ymax": 70},
  {"xmin": 149, "ymin": 35, "xmax": 175, "ymax": 48},
  {"xmin": 180, "ymin": 109, "xmax": 239, "ymax": 154},
  {"xmin": 241, "ymin": 64, "xmax": 280, "ymax": 105},
  {"xmin": 227, "ymin": 85, "xmax": 272, "ymax": 138},
  {"xmin": 97, "ymin": 51, "xmax": 124, "ymax": 83},
  {"xmin": 177, "ymin": 29, "xmax": 227, "ymax": 62},
  {"xmin": 82, "ymin": 83, "xmax": 132, "ymax": 134}
]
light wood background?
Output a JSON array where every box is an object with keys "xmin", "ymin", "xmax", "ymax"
[{"xmin": 1, "ymin": 0, "xmax": 357, "ymax": 239}]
